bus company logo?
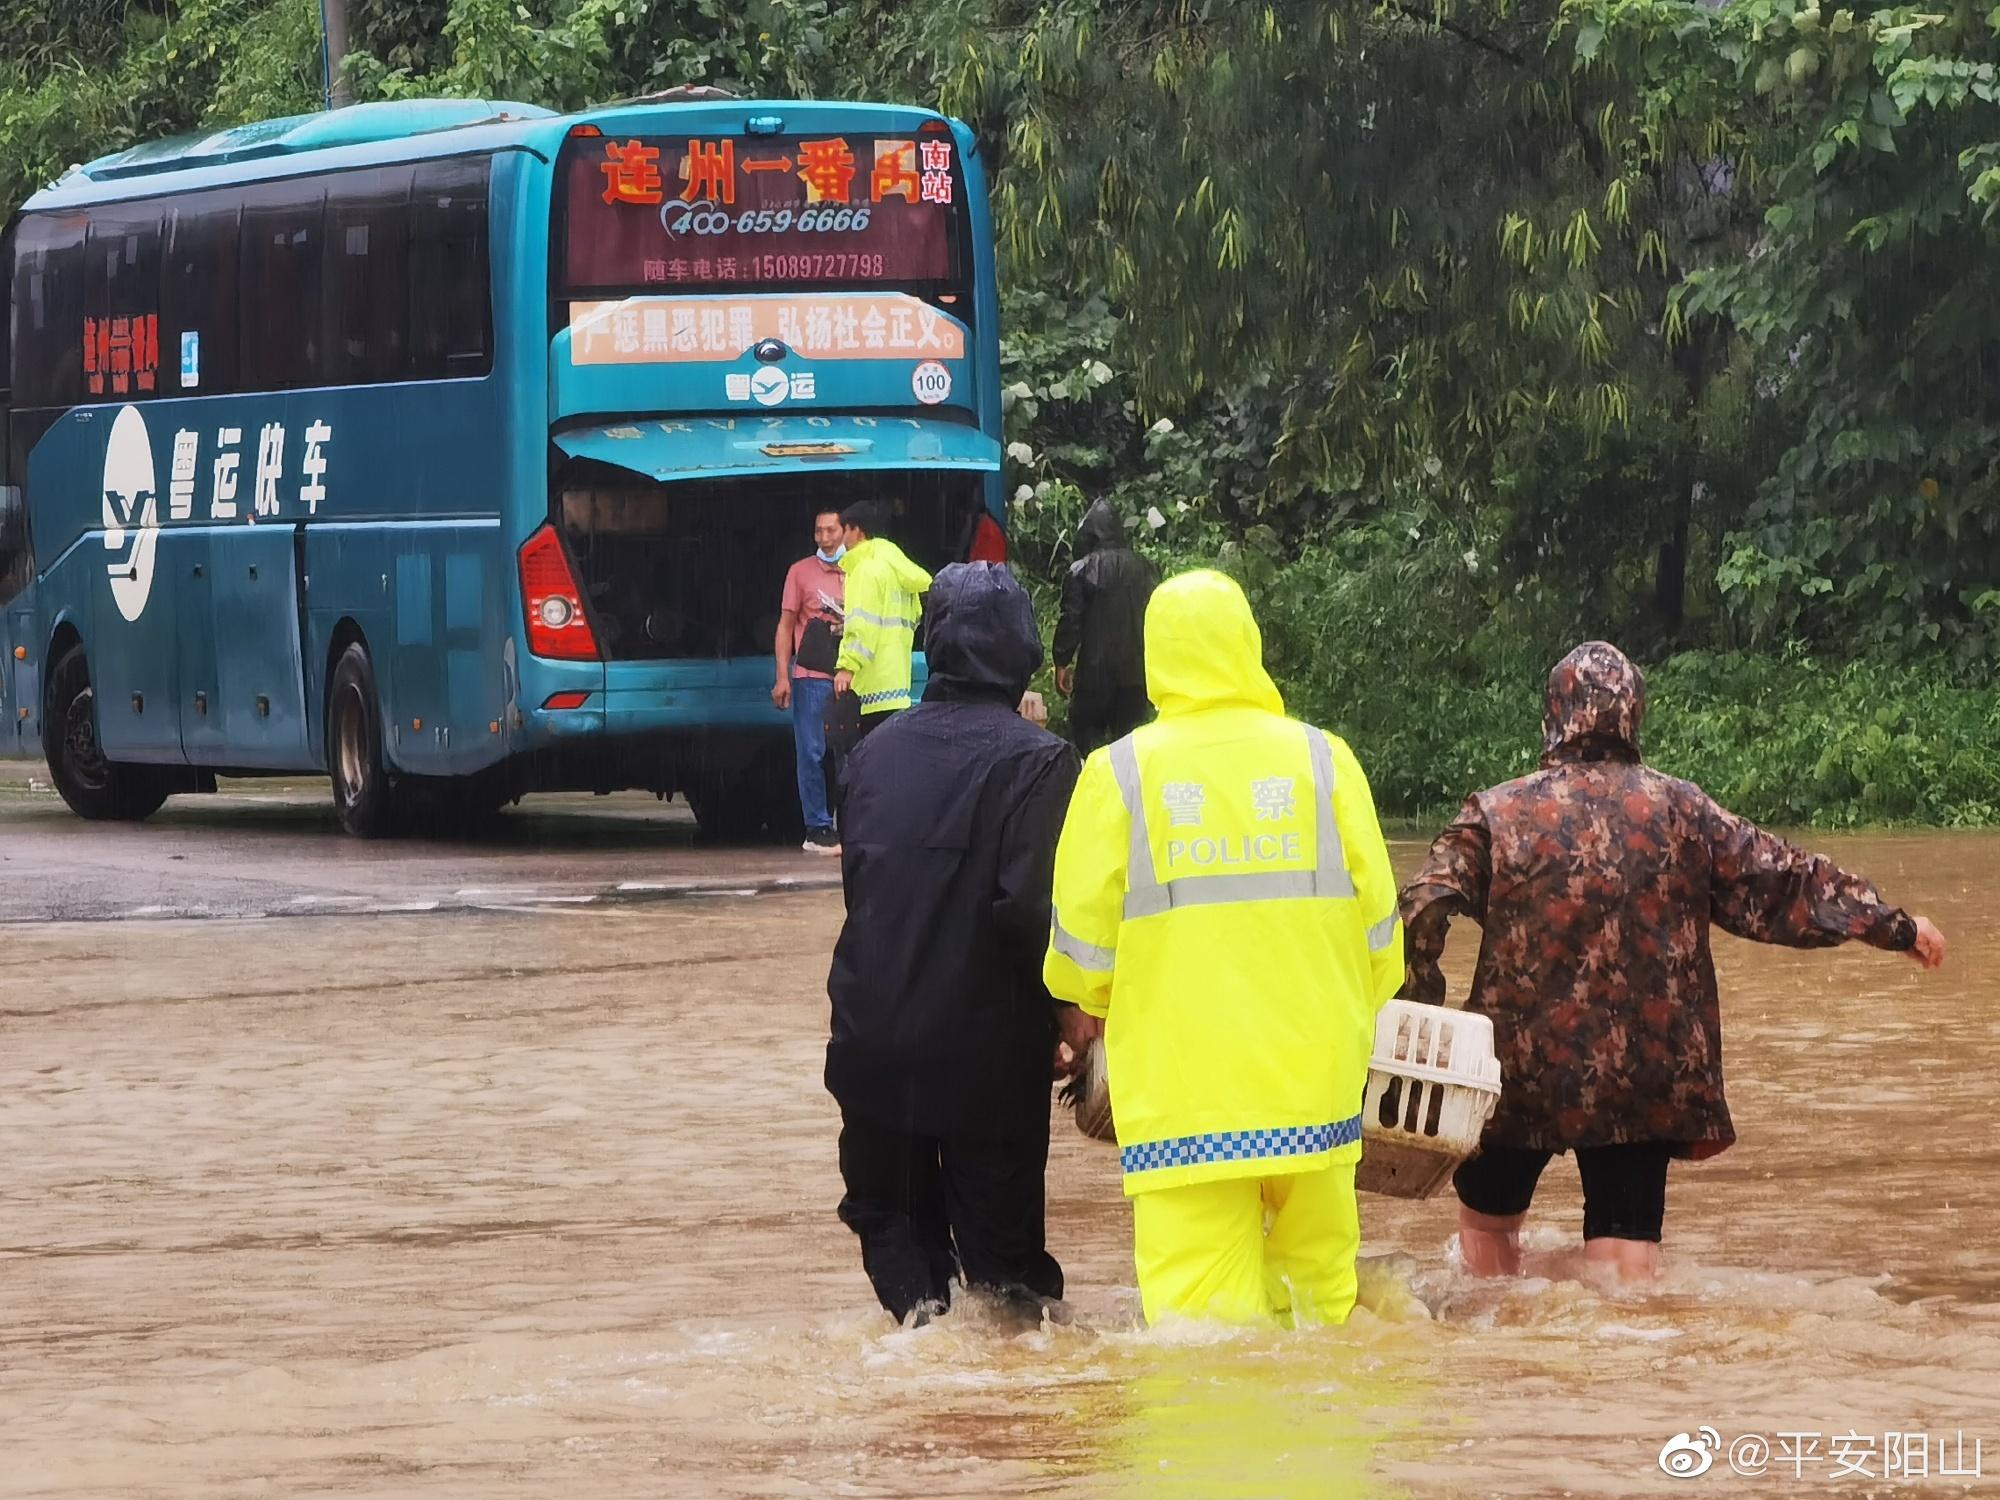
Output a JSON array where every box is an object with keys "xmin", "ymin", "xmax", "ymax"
[
  {"xmin": 101, "ymin": 404, "xmax": 160, "ymax": 622},
  {"xmin": 726, "ymin": 367, "xmax": 818, "ymax": 407}
]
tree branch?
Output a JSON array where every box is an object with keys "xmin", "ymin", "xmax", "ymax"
[{"xmin": 1391, "ymin": 3, "xmax": 1525, "ymax": 65}]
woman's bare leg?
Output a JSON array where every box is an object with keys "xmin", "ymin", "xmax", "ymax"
[
  {"xmin": 1458, "ymin": 1206, "xmax": 1527, "ymax": 1276},
  {"xmin": 1582, "ymin": 1236, "xmax": 1661, "ymax": 1282}
]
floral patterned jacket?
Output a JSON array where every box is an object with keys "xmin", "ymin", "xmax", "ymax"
[{"xmin": 1398, "ymin": 642, "xmax": 1916, "ymax": 1157}]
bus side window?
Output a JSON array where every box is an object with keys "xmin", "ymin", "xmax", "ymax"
[
  {"xmin": 410, "ymin": 157, "xmax": 492, "ymax": 380},
  {"xmin": 324, "ymin": 166, "xmax": 413, "ymax": 387},
  {"xmin": 240, "ymin": 180, "xmax": 326, "ymax": 391},
  {"xmin": 9, "ymin": 212, "xmax": 86, "ymax": 409},
  {"xmin": 0, "ymin": 483, "xmax": 25, "ymax": 609},
  {"xmin": 1, "ymin": 217, "xmax": 12, "ymax": 489},
  {"xmin": 163, "ymin": 195, "xmax": 240, "ymax": 397},
  {"xmin": 1, "ymin": 217, "xmax": 12, "ymax": 409},
  {"xmin": 0, "ymin": 215, "xmax": 19, "ymax": 597},
  {"xmin": 83, "ymin": 205, "xmax": 162, "ymax": 400}
]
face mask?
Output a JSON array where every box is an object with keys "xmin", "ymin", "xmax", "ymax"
[{"xmin": 818, "ymin": 544, "xmax": 846, "ymax": 564}]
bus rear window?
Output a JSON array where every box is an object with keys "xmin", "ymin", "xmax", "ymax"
[{"xmin": 561, "ymin": 131, "xmax": 967, "ymax": 294}]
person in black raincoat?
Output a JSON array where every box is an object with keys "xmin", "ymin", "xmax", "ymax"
[
  {"xmin": 1052, "ymin": 499, "xmax": 1159, "ymax": 754},
  {"xmin": 826, "ymin": 562, "xmax": 1094, "ymax": 1324}
]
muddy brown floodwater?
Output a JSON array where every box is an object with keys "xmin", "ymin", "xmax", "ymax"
[{"xmin": 3, "ymin": 831, "xmax": 1997, "ymax": 1498}]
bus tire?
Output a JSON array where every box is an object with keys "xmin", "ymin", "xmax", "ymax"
[
  {"xmin": 328, "ymin": 641, "xmax": 396, "ymax": 838},
  {"xmin": 398, "ymin": 773, "xmax": 510, "ymax": 838},
  {"xmin": 756, "ymin": 743, "xmax": 807, "ymax": 845},
  {"xmin": 688, "ymin": 745, "xmax": 805, "ymax": 845},
  {"xmin": 685, "ymin": 771, "xmax": 763, "ymax": 844},
  {"xmin": 43, "ymin": 643, "xmax": 170, "ymax": 822}
]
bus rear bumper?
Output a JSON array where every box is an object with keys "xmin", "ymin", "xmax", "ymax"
[{"xmin": 510, "ymin": 653, "xmax": 928, "ymax": 760}]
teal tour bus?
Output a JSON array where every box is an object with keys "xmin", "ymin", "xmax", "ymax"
[{"xmin": 0, "ymin": 92, "xmax": 1005, "ymax": 837}]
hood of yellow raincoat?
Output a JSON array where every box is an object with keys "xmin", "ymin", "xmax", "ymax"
[
  {"xmin": 1143, "ymin": 570, "xmax": 1284, "ymax": 718},
  {"xmin": 839, "ymin": 534, "xmax": 933, "ymax": 595}
]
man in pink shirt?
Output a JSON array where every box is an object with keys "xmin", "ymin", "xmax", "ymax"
[{"xmin": 774, "ymin": 509, "xmax": 848, "ymax": 853}]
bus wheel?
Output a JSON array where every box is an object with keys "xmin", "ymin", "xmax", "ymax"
[
  {"xmin": 755, "ymin": 743, "xmax": 807, "ymax": 845},
  {"xmin": 43, "ymin": 643, "xmax": 169, "ymax": 822},
  {"xmin": 687, "ymin": 746, "xmax": 804, "ymax": 845},
  {"xmin": 685, "ymin": 772, "xmax": 763, "ymax": 844},
  {"xmin": 398, "ymin": 773, "xmax": 511, "ymax": 839},
  {"xmin": 328, "ymin": 642, "xmax": 396, "ymax": 838}
]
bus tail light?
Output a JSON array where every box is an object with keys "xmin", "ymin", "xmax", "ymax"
[
  {"xmin": 969, "ymin": 513, "xmax": 1008, "ymax": 564},
  {"xmin": 542, "ymin": 690, "xmax": 592, "ymax": 711},
  {"xmin": 519, "ymin": 524, "xmax": 600, "ymax": 660}
]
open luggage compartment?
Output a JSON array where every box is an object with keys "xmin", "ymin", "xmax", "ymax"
[{"xmin": 553, "ymin": 461, "xmax": 990, "ymax": 662}]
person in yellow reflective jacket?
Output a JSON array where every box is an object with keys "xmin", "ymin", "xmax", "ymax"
[
  {"xmin": 832, "ymin": 500, "xmax": 933, "ymax": 732},
  {"xmin": 1043, "ymin": 570, "xmax": 1404, "ymax": 1327}
]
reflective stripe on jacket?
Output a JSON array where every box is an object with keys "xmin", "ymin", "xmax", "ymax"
[
  {"xmin": 1043, "ymin": 570, "xmax": 1403, "ymax": 1194},
  {"xmin": 837, "ymin": 536, "xmax": 933, "ymax": 713}
]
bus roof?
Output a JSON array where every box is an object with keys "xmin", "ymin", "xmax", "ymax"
[
  {"xmin": 22, "ymin": 96, "xmax": 966, "ymax": 211},
  {"xmin": 74, "ymin": 100, "xmax": 557, "ymax": 183}
]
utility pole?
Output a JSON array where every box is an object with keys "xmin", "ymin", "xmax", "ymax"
[{"xmin": 320, "ymin": 0, "xmax": 353, "ymax": 109}]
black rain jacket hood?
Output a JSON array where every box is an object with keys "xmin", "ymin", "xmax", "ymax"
[
  {"xmin": 923, "ymin": 563, "xmax": 1043, "ymax": 705},
  {"xmin": 1075, "ymin": 498, "xmax": 1126, "ymax": 556}
]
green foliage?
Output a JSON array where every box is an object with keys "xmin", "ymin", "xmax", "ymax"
[
  {"xmin": 341, "ymin": 0, "xmax": 843, "ymax": 110},
  {"xmin": 2, "ymin": 0, "xmax": 1995, "ymax": 825},
  {"xmin": 1638, "ymin": 0, "xmax": 2000, "ymax": 657},
  {"xmin": 1239, "ymin": 519, "xmax": 1547, "ymax": 821},
  {"xmin": 1646, "ymin": 647, "xmax": 2000, "ymax": 827},
  {"xmin": 0, "ymin": 0, "xmax": 321, "ymax": 214},
  {"xmin": 911, "ymin": 0, "xmax": 1768, "ymax": 642},
  {"xmin": 1025, "ymin": 491, "xmax": 1998, "ymax": 824},
  {"xmin": 1161, "ymin": 516, "xmax": 1999, "ymax": 828},
  {"xmin": 203, "ymin": 0, "xmax": 325, "ymax": 122},
  {"xmin": 0, "ymin": 0, "xmax": 133, "ymax": 74}
]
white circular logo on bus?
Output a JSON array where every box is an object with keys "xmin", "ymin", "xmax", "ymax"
[
  {"xmin": 750, "ymin": 367, "xmax": 791, "ymax": 407},
  {"xmin": 101, "ymin": 404, "xmax": 159, "ymax": 622},
  {"xmin": 912, "ymin": 361, "xmax": 952, "ymax": 405}
]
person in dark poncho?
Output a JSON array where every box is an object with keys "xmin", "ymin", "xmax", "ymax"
[
  {"xmin": 825, "ymin": 562, "xmax": 1096, "ymax": 1324},
  {"xmin": 1400, "ymin": 641, "xmax": 1946, "ymax": 1282},
  {"xmin": 1052, "ymin": 499, "xmax": 1159, "ymax": 754}
]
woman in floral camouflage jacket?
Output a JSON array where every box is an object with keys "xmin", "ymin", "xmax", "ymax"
[{"xmin": 1399, "ymin": 641, "xmax": 1946, "ymax": 1281}]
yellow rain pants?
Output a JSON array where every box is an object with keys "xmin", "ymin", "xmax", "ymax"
[{"xmin": 1130, "ymin": 1161, "xmax": 1361, "ymax": 1327}]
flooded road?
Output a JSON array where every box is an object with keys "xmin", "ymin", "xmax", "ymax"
[
  {"xmin": 0, "ymin": 767, "xmax": 834, "ymax": 921},
  {"xmin": 3, "ymin": 807, "xmax": 1996, "ymax": 1497}
]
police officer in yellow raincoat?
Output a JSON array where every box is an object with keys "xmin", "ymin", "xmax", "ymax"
[
  {"xmin": 1043, "ymin": 570, "xmax": 1404, "ymax": 1326},
  {"xmin": 832, "ymin": 500, "xmax": 933, "ymax": 730}
]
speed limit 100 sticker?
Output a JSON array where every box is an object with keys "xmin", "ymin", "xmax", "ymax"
[{"xmin": 912, "ymin": 361, "xmax": 953, "ymax": 405}]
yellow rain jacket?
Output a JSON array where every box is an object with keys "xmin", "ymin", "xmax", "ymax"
[
  {"xmin": 837, "ymin": 536, "xmax": 933, "ymax": 714},
  {"xmin": 1043, "ymin": 570, "xmax": 1404, "ymax": 1195}
]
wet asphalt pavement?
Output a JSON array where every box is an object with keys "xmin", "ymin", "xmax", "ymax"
[{"xmin": 0, "ymin": 763, "xmax": 839, "ymax": 923}]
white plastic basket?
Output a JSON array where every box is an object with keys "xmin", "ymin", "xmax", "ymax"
[{"xmin": 1357, "ymin": 999, "xmax": 1503, "ymax": 1199}]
